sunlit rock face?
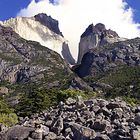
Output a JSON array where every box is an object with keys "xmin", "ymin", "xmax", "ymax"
[
  {"xmin": 77, "ymin": 23, "xmax": 126, "ymax": 64},
  {"xmin": 0, "ymin": 13, "xmax": 75, "ymax": 64}
]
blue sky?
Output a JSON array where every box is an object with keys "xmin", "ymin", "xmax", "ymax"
[
  {"xmin": 0, "ymin": 0, "xmax": 140, "ymax": 23},
  {"xmin": 126, "ymin": 0, "xmax": 140, "ymax": 23},
  {"xmin": 0, "ymin": 0, "xmax": 30, "ymax": 21},
  {"xmin": 0, "ymin": 0, "xmax": 55, "ymax": 21}
]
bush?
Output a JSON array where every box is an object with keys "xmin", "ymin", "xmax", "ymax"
[
  {"xmin": 0, "ymin": 98, "xmax": 18, "ymax": 126},
  {"xmin": 0, "ymin": 113, "xmax": 18, "ymax": 126},
  {"xmin": 123, "ymin": 96, "xmax": 140, "ymax": 106},
  {"xmin": 0, "ymin": 98, "xmax": 14, "ymax": 114},
  {"xmin": 57, "ymin": 89, "xmax": 96, "ymax": 101}
]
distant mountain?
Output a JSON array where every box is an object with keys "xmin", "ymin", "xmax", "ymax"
[{"xmin": 0, "ymin": 13, "xmax": 75, "ymax": 65}]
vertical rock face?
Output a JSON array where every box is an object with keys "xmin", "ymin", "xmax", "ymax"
[
  {"xmin": 0, "ymin": 25, "xmax": 73, "ymax": 87},
  {"xmin": 0, "ymin": 13, "xmax": 75, "ymax": 65},
  {"xmin": 34, "ymin": 13, "xmax": 63, "ymax": 37},
  {"xmin": 62, "ymin": 42, "xmax": 75, "ymax": 65},
  {"xmin": 77, "ymin": 23, "xmax": 125, "ymax": 64}
]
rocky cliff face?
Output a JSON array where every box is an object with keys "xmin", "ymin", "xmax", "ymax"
[
  {"xmin": 0, "ymin": 25, "xmax": 92, "ymax": 94},
  {"xmin": 0, "ymin": 25, "xmax": 70, "ymax": 86},
  {"xmin": 76, "ymin": 38, "xmax": 140, "ymax": 78},
  {"xmin": 0, "ymin": 13, "xmax": 75, "ymax": 65},
  {"xmin": 75, "ymin": 23, "xmax": 140, "ymax": 78},
  {"xmin": 62, "ymin": 42, "xmax": 75, "ymax": 65},
  {"xmin": 77, "ymin": 23, "xmax": 126, "ymax": 64}
]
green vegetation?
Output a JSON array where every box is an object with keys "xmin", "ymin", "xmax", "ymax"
[
  {"xmin": 0, "ymin": 113, "xmax": 18, "ymax": 126},
  {"xmin": 0, "ymin": 97, "xmax": 18, "ymax": 126},
  {"xmin": 16, "ymin": 88, "xmax": 96, "ymax": 117},
  {"xmin": 84, "ymin": 66, "xmax": 140, "ymax": 103},
  {"xmin": 122, "ymin": 96, "xmax": 140, "ymax": 106}
]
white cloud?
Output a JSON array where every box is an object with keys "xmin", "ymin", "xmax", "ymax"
[{"xmin": 18, "ymin": 0, "xmax": 140, "ymax": 59}]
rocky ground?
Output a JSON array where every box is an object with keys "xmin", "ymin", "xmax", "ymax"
[{"xmin": 0, "ymin": 96, "xmax": 140, "ymax": 140}]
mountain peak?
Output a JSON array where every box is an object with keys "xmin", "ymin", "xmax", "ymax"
[
  {"xmin": 95, "ymin": 23, "xmax": 106, "ymax": 32},
  {"xmin": 78, "ymin": 23, "xmax": 125, "ymax": 64},
  {"xmin": 0, "ymin": 13, "xmax": 75, "ymax": 65},
  {"xmin": 81, "ymin": 23, "xmax": 119, "ymax": 38},
  {"xmin": 34, "ymin": 13, "xmax": 63, "ymax": 36}
]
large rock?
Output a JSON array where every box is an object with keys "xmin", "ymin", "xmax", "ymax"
[
  {"xmin": 1, "ymin": 97, "xmax": 140, "ymax": 140},
  {"xmin": 3, "ymin": 125, "xmax": 34, "ymax": 140},
  {"xmin": 69, "ymin": 122, "xmax": 96, "ymax": 140}
]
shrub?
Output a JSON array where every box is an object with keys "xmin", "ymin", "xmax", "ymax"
[
  {"xmin": 16, "ymin": 89, "xmax": 53, "ymax": 116},
  {"xmin": 16, "ymin": 88, "xmax": 97, "ymax": 117},
  {"xmin": 0, "ymin": 98, "xmax": 18, "ymax": 126},
  {"xmin": 0, "ymin": 113, "xmax": 18, "ymax": 126},
  {"xmin": 123, "ymin": 96, "xmax": 140, "ymax": 106}
]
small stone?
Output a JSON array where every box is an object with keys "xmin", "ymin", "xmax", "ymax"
[
  {"xmin": 65, "ymin": 127, "xmax": 72, "ymax": 136},
  {"xmin": 0, "ymin": 124, "xmax": 8, "ymax": 133},
  {"xmin": 66, "ymin": 98, "xmax": 76, "ymax": 105},
  {"xmin": 31, "ymin": 131, "xmax": 42, "ymax": 140},
  {"xmin": 91, "ymin": 105, "xmax": 100, "ymax": 113},
  {"xmin": 133, "ymin": 130, "xmax": 140, "ymax": 140},
  {"xmin": 44, "ymin": 132, "xmax": 57, "ymax": 140},
  {"xmin": 76, "ymin": 96, "xmax": 86, "ymax": 108},
  {"xmin": 52, "ymin": 116, "xmax": 63, "ymax": 135},
  {"xmin": 113, "ymin": 108, "xmax": 123, "ymax": 119},
  {"xmin": 58, "ymin": 101, "xmax": 64, "ymax": 110},
  {"xmin": 106, "ymin": 102, "xmax": 120, "ymax": 109},
  {"xmin": 41, "ymin": 125, "xmax": 49, "ymax": 136},
  {"xmin": 45, "ymin": 120, "xmax": 52, "ymax": 127},
  {"xmin": 27, "ymin": 137, "xmax": 34, "ymax": 140},
  {"xmin": 95, "ymin": 134, "xmax": 111, "ymax": 140},
  {"xmin": 93, "ymin": 120, "xmax": 111, "ymax": 132},
  {"xmin": 84, "ymin": 100, "xmax": 94, "ymax": 107},
  {"xmin": 102, "ymin": 107, "xmax": 111, "ymax": 116},
  {"xmin": 98, "ymin": 99, "xmax": 108, "ymax": 107}
]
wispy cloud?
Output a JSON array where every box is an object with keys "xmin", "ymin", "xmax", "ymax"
[{"xmin": 17, "ymin": 0, "xmax": 140, "ymax": 59}]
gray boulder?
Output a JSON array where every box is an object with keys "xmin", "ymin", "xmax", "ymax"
[{"xmin": 3, "ymin": 125, "xmax": 34, "ymax": 140}]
